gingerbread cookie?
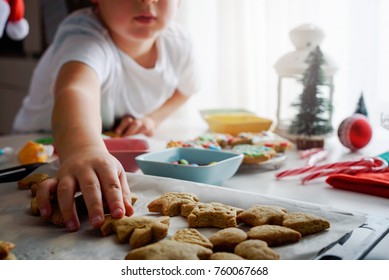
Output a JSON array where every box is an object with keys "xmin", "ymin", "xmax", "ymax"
[
  {"xmin": 234, "ymin": 240, "xmax": 280, "ymax": 260},
  {"xmin": 171, "ymin": 228, "xmax": 213, "ymax": 249},
  {"xmin": 230, "ymin": 136, "xmax": 252, "ymax": 147},
  {"xmin": 130, "ymin": 193, "xmax": 138, "ymax": 205},
  {"xmin": 237, "ymin": 205, "xmax": 287, "ymax": 227},
  {"xmin": 233, "ymin": 132, "xmax": 292, "ymax": 152},
  {"xmin": 0, "ymin": 241, "xmax": 17, "ymax": 260},
  {"xmin": 18, "ymin": 173, "xmax": 49, "ymax": 196},
  {"xmin": 282, "ymin": 212, "xmax": 330, "ymax": 236},
  {"xmin": 209, "ymin": 252, "xmax": 245, "ymax": 260},
  {"xmin": 263, "ymin": 142, "xmax": 291, "ymax": 153},
  {"xmin": 208, "ymin": 228, "xmax": 247, "ymax": 252},
  {"xmin": 232, "ymin": 144, "xmax": 276, "ymax": 164},
  {"xmin": 247, "ymin": 225, "xmax": 301, "ymax": 246},
  {"xmin": 181, "ymin": 202, "xmax": 244, "ymax": 228},
  {"xmin": 30, "ymin": 196, "xmax": 40, "ymax": 216},
  {"xmin": 166, "ymin": 139, "xmax": 221, "ymax": 150},
  {"xmin": 147, "ymin": 192, "xmax": 199, "ymax": 216},
  {"xmin": 100, "ymin": 215, "xmax": 170, "ymax": 249},
  {"xmin": 125, "ymin": 240, "xmax": 213, "ymax": 260},
  {"xmin": 195, "ymin": 133, "xmax": 234, "ymax": 148}
]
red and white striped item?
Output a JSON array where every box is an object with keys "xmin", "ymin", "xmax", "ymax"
[{"xmin": 275, "ymin": 157, "xmax": 387, "ymax": 184}]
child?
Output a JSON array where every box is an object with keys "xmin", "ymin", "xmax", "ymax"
[{"xmin": 13, "ymin": 0, "xmax": 200, "ymax": 231}]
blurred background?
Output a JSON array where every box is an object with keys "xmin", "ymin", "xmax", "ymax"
[
  {"xmin": 175, "ymin": 0, "xmax": 389, "ymax": 131},
  {"xmin": 0, "ymin": 0, "xmax": 388, "ymax": 135}
]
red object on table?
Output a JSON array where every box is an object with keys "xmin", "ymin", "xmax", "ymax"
[
  {"xmin": 337, "ymin": 114, "xmax": 372, "ymax": 151},
  {"xmin": 326, "ymin": 169, "xmax": 389, "ymax": 198},
  {"xmin": 103, "ymin": 138, "xmax": 149, "ymax": 173}
]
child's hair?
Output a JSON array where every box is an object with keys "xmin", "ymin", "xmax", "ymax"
[{"xmin": 66, "ymin": 0, "xmax": 96, "ymax": 13}]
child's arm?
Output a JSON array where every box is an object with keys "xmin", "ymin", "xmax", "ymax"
[
  {"xmin": 115, "ymin": 89, "xmax": 190, "ymax": 136},
  {"xmin": 36, "ymin": 61, "xmax": 134, "ymax": 232}
]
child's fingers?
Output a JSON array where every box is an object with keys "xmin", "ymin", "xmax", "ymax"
[
  {"xmin": 119, "ymin": 170, "xmax": 134, "ymax": 216},
  {"xmin": 95, "ymin": 165, "xmax": 126, "ymax": 220},
  {"xmin": 122, "ymin": 119, "xmax": 143, "ymax": 136},
  {"xmin": 75, "ymin": 171, "xmax": 105, "ymax": 228},
  {"xmin": 115, "ymin": 116, "xmax": 135, "ymax": 136},
  {"xmin": 56, "ymin": 175, "xmax": 81, "ymax": 231},
  {"xmin": 35, "ymin": 177, "xmax": 58, "ymax": 218}
]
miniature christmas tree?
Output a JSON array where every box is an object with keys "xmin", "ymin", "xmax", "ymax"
[
  {"xmin": 288, "ymin": 46, "xmax": 333, "ymax": 137},
  {"xmin": 354, "ymin": 92, "xmax": 368, "ymax": 117}
]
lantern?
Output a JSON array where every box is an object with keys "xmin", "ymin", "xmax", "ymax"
[{"xmin": 274, "ymin": 24, "xmax": 338, "ymax": 140}]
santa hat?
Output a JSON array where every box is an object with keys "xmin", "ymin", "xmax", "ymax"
[{"xmin": 0, "ymin": 0, "xmax": 29, "ymax": 41}]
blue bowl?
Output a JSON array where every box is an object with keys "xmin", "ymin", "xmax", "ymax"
[{"xmin": 135, "ymin": 147, "xmax": 243, "ymax": 185}]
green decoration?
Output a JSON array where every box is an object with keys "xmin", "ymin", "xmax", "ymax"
[
  {"xmin": 288, "ymin": 46, "xmax": 333, "ymax": 136},
  {"xmin": 354, "ymin": 92, "xmax": 368, "ymax": 117}
]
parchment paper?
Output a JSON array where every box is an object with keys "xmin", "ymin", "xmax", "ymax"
[{"xmin": 0, "ymin": 162, "xmax": 366, "ymax": 260}]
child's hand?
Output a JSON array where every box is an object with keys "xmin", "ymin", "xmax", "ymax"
[
  {"xmin": 36, "ymin": 148, "xmax": 134, "ymax": 232},
  {"xmin": 115, "ymin": 115, "xmax": 156, "ymax": 137}
]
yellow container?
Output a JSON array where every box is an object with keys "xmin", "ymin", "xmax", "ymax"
[{"xmin": 205, "ymin": 114, "xmax": 273, "ymax": 136}]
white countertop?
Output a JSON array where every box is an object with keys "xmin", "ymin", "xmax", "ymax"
[
  {"xmin": 1, "ymin": 118, "xmax": 389, "ymax": 260},
  {"xmin": 2, "ymin": 119, "xmax": 388, "ymax": 218}
]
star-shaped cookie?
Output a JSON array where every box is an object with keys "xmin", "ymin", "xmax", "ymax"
[
  {"xmin": 237, "ymin": 205, "xmax": 287, "ymax": 226},
  {"xmin": 182, "ymin": 202, "xmax": 244, "ymax": 228},
  {"xmin": 147, "ymin": 192, "xmax": 199, "ymax": 216},
  {"xmin": 100, "ymin": 215, "xmax": 170, "ymax": 249},
  {"xmin": 282, "ymin": 212, "xmax": 330, "ymax": 236}
]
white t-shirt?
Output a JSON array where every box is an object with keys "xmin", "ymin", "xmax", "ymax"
[{"xmin": 13, "ymin": 8, "xmax": 200, "ymax": 132}]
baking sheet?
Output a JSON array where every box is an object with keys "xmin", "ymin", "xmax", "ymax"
[
  {"xmin": 0, "ymin": 162, "xmax": 366, "ymax": 260},
  {"xmin": 127, "ymin": 174, "xmax": 366, "ymax": 260}
]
